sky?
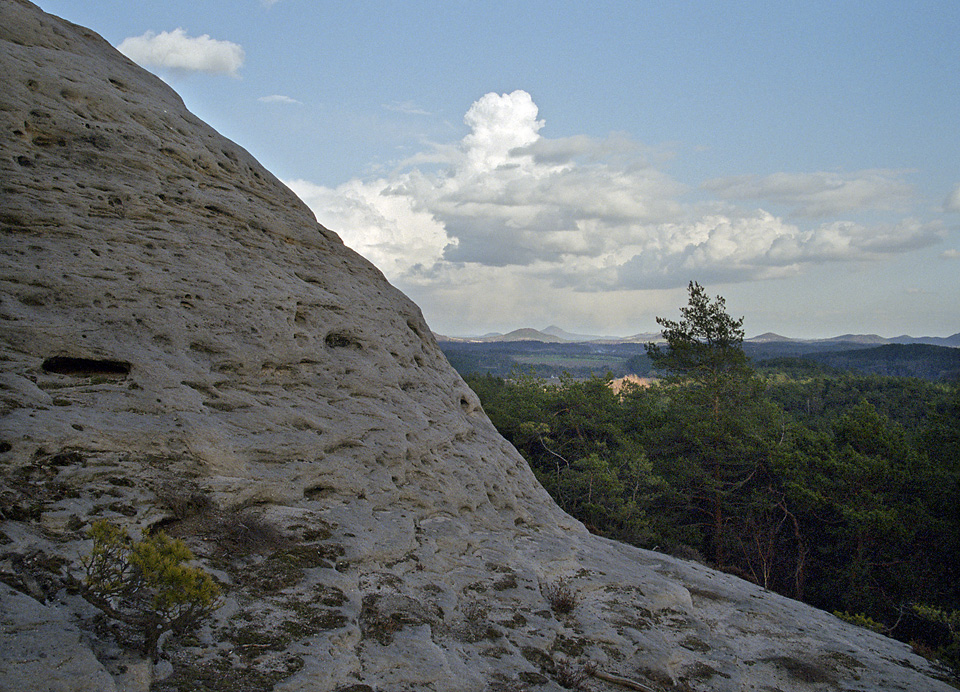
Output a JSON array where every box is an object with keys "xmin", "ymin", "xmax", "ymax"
[{"xmin": 35, "ymin": 1, "xmax": 960, "ymax": 339}]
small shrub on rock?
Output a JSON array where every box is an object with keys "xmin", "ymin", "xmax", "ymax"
[
  {"xmin": 462, "ymin": 599, "xmax": 489, "ymax": 623},
  {"xmin": 214, "ymin": 509, "xmax": 287, "ymax": 554},
  {"xmin": 154, "ymin": 482, "xmax": 214, "ymax": 521},
  {"xmin": 833, "ymin": 610, "xmax": 886, "ymax": 633},
  {"xmin": 542, "ymin": 578, "xmax": 579, "ymax": 615},
  {"xmin": 78, "ymin": 519, "xmax": 221, "ymax": 658},
  {"xmin": 554, "ymin": 659, "xmax": 590, "ymax": 690},
  {"xmin": 911, "ymin": 605, "xmax": 960, "ymax": 675}
]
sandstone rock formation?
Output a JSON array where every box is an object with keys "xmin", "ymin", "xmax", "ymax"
[{"xmin": 0, "ymin": 2, "xmax": 955, "ymax": 690}]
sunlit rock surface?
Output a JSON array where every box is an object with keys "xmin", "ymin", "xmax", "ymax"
[{"xmin": 0, "ymin": 2, "xmax": 954, "ymax": 690}]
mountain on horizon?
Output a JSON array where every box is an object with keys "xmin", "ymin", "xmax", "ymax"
[
  {"xmin": 747, "ymin": 332, "xmax": 796, "ymax": 343},
  {"xmin": 813, "ymin": 333, "xmax": 960, "ymax": 347},
  {"xmin": 491, "ymin": 328, "xmax": 565, "ymax": 343},
  {"xmin": 819, "ymin": 333, "xmax": 889, "ymax": 345},
  {"xmin": 889, "ymin": 333, "xmax": 960, "ymax": 347},
  {"xmin": 541, "ymin": 325, "xmax": 610, "ymax": 341}
]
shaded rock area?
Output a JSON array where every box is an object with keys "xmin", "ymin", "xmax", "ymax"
[{"xmin": 0, "ymin": 1, "xmax": 955, "ymax": 690}]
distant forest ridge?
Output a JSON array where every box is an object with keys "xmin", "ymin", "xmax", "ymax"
[
  {"xmin": 439, "ymin": 336, "xmax": 960, "ymax": 382},
  {"xmin": 435, "ymin": 326, "xmax": 960, "ymax": 348}
]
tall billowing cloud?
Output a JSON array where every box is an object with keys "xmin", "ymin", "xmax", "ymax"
[
  {"xmin": 118, "ymin": 29, "xmax": 244, "ymax": 77},
  {"xmin": 288, "ymin": 91, "xmax": 941, "ymax": 333},
  {"xmin": 460, "ymin": 90, "xmax": 543, "ymax": 172}
]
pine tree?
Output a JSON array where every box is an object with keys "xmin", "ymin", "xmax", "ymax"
[{"xmin": 646, "ymin": 282, "xmax": 765, "ymax": 565}]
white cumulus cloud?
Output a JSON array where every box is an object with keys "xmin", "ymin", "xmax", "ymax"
[
  {"xmin": 286, "ymin": 90, "xmax": 943, "ymax": 331},
  {"xmin": 118, "ymin": 29, "xmax": 245, "ymax": 77},
  {"xmin": 460, "ymin": 90, "xmax": 543, "ymax": 173},
  {"xmin": 286, "ymin": 177, "xmax": 452, "ymax": 280}
]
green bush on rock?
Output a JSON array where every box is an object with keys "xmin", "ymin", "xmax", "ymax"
[{"xmin": 78, "ymin": 519, "xmax": 221, "ymax": 659}]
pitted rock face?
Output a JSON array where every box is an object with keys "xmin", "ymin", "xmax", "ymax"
[
  {"xmin": 0, "ymin": 2, "xmax": 955, "ymax": 691},
  {"xmin": 0, "ymin": 0, "xmax": 561, "ymax": 529}
]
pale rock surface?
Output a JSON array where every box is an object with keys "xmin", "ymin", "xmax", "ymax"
[
  {"xmin": 0, "ymin": 2, "xmax": 955, "ymax": 690},
  {"xmin": 0, "ymin": 583, "xmax": 118, "ymax": 692}
]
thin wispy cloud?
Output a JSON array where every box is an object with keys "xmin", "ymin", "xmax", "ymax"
[
  {"xmin": 383, "ymin": 100, "xmax": 433, "ymax": 116},
  {"xmin": 258, "ymin": 94, "xmax": 302, "ymax": 105},
  {"xmin": 944, "ymin": 183, "xmax": 960, "ymax": 213},
  {"xmin": 118, "ymin": 29, "xmax": 244, "ymax": 77},
  {"xmin": 701, "ymin": 170, "xmax": 915, "ymax": 217},
  {"xmin": 287, "ymin": 90, "xmax": 944, "ymax": 329}
]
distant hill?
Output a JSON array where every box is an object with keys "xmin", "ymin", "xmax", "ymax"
[
  {"xmin": 438, "ymin": 329, "xmax": 960, "ymax": 381},
  {"xmin": 889, "ymin": 333, "xmax": 960, "ymax": 347},
  {"xmin": 437, "ymin": 326, "xmax": 650, "ymax": 344},
  {"xmin": 809, "ymin": 333, "xmax": 960, "ymax": 347},
  {"xmin": 541, "ymin": 325, "xmax": 626, "ymax": 342},
  {"xmin": 748, "ymin": 332, "xmax": 797, "ymax": 343},
  {"xmin": 818, "ymin": 333, "xmax": 890, "ymax": 345},
  {"xmin": 490, "ymin": 328, "xmax": 565, "ymax": 343},
  {"xmin": 804, "ymin": 343, "xmax": 960, "ymax": 381},
  {"xmin": 437, "ymin": 327, "xmax": 960, "ymax": 348}
]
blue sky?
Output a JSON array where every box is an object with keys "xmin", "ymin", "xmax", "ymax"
[{"xmin": 36, "ymin": 0, "xmax": 960, "ymax": 339}]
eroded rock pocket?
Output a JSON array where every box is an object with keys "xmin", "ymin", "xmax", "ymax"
[{"xmin": 41, "ymin": 356, "xmax": 131, "ymax": 377}]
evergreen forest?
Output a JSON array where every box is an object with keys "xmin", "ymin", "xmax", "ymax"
[{"xmin": 463, "ymin": 283, "xmax": 960, "ymax": 672}]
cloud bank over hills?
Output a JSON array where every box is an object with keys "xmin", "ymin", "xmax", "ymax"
[
  {"xmin": 287, "ymin": 90, "xmax": 945, "ymax": 333},
  {"xmin": 52, "ymin": 0, "xmax": 956, "ymax": 339}
]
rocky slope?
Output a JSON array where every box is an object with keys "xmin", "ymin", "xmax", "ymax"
[{"xmin": 0, "ymin": 2, "xmax": 955, "ymax": 690}]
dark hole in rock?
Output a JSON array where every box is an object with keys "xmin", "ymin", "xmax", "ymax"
[
  {"xmin": 41, "ymin": 356, "xmax": 130, "ymax": 377},
  {"xmin": 304, "ymin": 485, "xmax": 337, "ymax": 500},
  {"xmin": 325, "ymin": 332, "xmax": 361, "ymax": 349},
  {"xmin": 406, "ymin": 318, "xmax": 424, "ymax": 339},
  {"xmin": 50, "ymin": 450, "xmax": 84, "ymax": 466}
]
